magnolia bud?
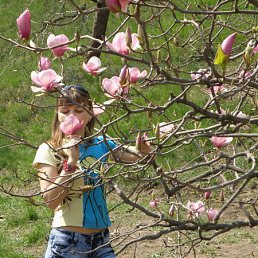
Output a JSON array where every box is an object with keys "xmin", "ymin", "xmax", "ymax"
[
  {"xmin": 219, "ymin": 191, "xmax": 225, "ymax": 202},
  {"xmin": 204, "ymin": 191, "xmax": 211, "ymax": 200},
  {"xmin": 38, "ymin": 56, "xmax": 51, "ymax": 71},
  {"xmin": 16, "ymin": 9, "xmax": 31, "ymax": 41},
  {"xmin": 147, "ymin": 103, "xmax": 154, "ymax": 122},
  {"xmin": 149, "ymin": 200, "xmax": 158, "ymax": 209},
  {"xmin": 119, "ymin": 65, "xmax": 129, "ymax": 86},
  {"xmin": 207, "ymin": 208, "xmax": 219, "ymax": 222},
  {"xmin": 105, "ymin": 0, "xmax": 121, "ymax": 13},
  {"xmin": 168, "ymin": 204, "xmax": 175, "ymax": 217},
  {"xmin": 125, "ymin": 27, "xmax": 132, "ymax": 48},
  {"xmin": 156, "ymin": 50, "xmax": 161, "ymax": 63},
  {"xmin": 155, "ymin": 123, "xmax": 160, "ymax": 141},
  {"xmin": 173, "ymin": 37, "xmax": 179, "ymax": 47},
  {"xmin": 137, "ymin": 24, "xmax": 145, "ymax": 47}
]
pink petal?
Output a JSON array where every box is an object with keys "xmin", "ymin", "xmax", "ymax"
[
  {"xmin": 112, "ymin": 32, "xmax": 129, "ymax": 55},
  {"xmin": 93, "ymin": 104, "xmax": 105, "ymax": 116},
  {"xmin": 106, "ymin": 41, "xmax": 118, "ymax": 52},
  {"xmin": 239, "ymin": 70, "xmax": 252, "ymax": 79},
  {"xmin": 47, "ymin": 34, "xmax": 70, "ymax": 57},
  {"xmin": 253, "ymin": 44, "xmax": 258, "ymax": 54},
  {"xmin": 82, "ymin": 56, "xmax": 106, "ymax": 75},
  {"xmin": 31, "ymin": 86, "xmax": 45, "ymax": 93},
  {"xmin": 86, "ymin": 56, "xmax": 102, "ymax": 70},
  {"xmin": 209, "ymin": 83, "xmax": 225, "ymax": 94},
  {"xmin": 102, "ymin": 76, "xmax": 121, "ymax": 97},
  {"xmin": 16, "ymin": 9, "xmax": 31, "ymax": 40},
  {"xmin": 119, "ymin": 65, "xmax": 129, "ymax": 85},
  {"xmin": 210, "ymin": 136, "xmax": 233, "ymax": 149},
  {"xmin": 149, "ymin": 200, "xmax": 158, "ymax": 209},
  {"xmin": 105, "ymin": 0, "xmax": 121, "ymax": 13},
  {"xmin": 207, "ymin": 208, "xmax": 219, "ymax": 222},
  {"xmin": 31, "ymin": 69, "xmax": 62, "ymax": 91},
  {"xmin": 190, "ymin": 73, "xmax": 197, "ymax": 80},
  {"xmin": 187, "ymin": 201, "xmax": 205, "ymax": 217},
  {"xmin": 129, "ymin": 67, "xmax": 147, "ymax": 83},
  {"xmin": 221, "ymin": 32, "xmax": 236, "ymax": 56},
  {"xmin": 159, "ymin": 122, "xmax": 174, "ymax": 135},
  {"xmin": 168, "ymin": 204, "xmax": 175, "ymax": 217},
  {"xmin": 31, "ymin": 71, "xmax": 43, "ymax": 87},
  {"xmin": 119, "ymin": 0, "xmax": 131, "ymax": 12},
  {"xmin": 131, "ymin": 33, "xmax": 141, "ymax": 50},
  {"xmin": 38, "ymin": 56, "xmax": 51, "ymax": 71},
  {"xmin": 60, "ymin": 115, "xmax": 84, "ymax": 135},
  {"xmin": 191, "ymin": 68, "xmax": 211, "ymax": 80}
]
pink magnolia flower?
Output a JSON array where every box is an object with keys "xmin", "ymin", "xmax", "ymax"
[
  {"xmin": 31, "ymin": 69, "xmax": 63, "ymax": 92},
  {"xmin": 16, "ymin": 9, "xmax": 31, "ymax": 40},
  {"xmin": 129, "ymin": 67, "xmax": 147, "ymax": 83},
  {"xmin": 187, "ymin": 201, "xmax": 205, "ymax": 218},
  {"xmin": 82, "ymin": 56, "xmax": 106, "ymax": 76},
  {"xmin": 38, "ymin": 56, "xmax": 51, "ymax": 71},
  {"xmin": 239, "ymin": 70, "xmax": 252, "ymax": 79},
  {"xmin": 106, "ymin": 32, "xmax": 141, "ymax": 55},
  {"xmin": 47, "ymin": 34, "xmax": 70, "ymax": 57},
  {"xmin": 234, "ymin": 111, "xmax": 248, "ymax": 119},
  {"xmin": 208, "ymin": 83, "xmax": 225, "ymax": 94},
  {"xmin": 93, "ymin": 103, "xmax": 105, "ymax": 116},
  {"xmin": 60, "ymin": 115, "xmax": 84, "ymax": 135},
  {"xmin": 102, "ymin": 76, "xmax": 129, "ymax": 99},
  {"xmin": 105, "ymin": 0, "xmax": 131, "ymax": 13},
  {"xmin": 210, "ymin": 136, "xmax": 233, "ymax": 149},
  {"xmin": 212, "ymin": 108, "xmax": 227, "ymax": 115},
  {"xmin": 149, "ymin": 200, "xmax": 158, "ymax": 209},
  {"xmin": 159, "ymin": 122, "xmax": 175, "ymax": 136},
  {"xmin": 191, "ymin": 68, "xmax": 211, "ymax": 80},
  {"xmin": 221, "ymin": 32, "xmax": 236, "ymax": 56},
  {"xmin": 207, "ymin": 208, "xmax": 219, "ymax": 222},
  {"xmin": 253, "ymin": 44, "xmax": 258, "ymax": 54}
]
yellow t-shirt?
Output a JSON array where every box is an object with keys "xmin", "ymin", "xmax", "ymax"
[{"xmin": 33, "ymin": 137, "xmax": 116, "ymax": 229}]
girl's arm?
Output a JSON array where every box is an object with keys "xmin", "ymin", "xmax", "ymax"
[
  {"xmin": 37, "ymin": 163, "xmax": 75, "ymax": 210},
  {"xmin": 112, "ymin": 138, "xmax": 153, "ymax": 163},
  {"xmin": 37, "ymin": 136, "xmax": 79, "ymax": 210}
]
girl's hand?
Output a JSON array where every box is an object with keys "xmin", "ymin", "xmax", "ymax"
[
  {"xmin": 135, "ymin": 132, "xmax": 153, "ymax": 155},
  {"xmin": 62, "ymin": 135, "xmax": 81, "ymax": 165}
]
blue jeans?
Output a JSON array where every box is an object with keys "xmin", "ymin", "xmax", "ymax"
[{"xmin": 44, "ymin": 228, "xmax": 116, "ymax": 258}]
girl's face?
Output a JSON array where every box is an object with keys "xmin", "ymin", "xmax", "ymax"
[{"xmin": 58, "ymin": 104, "xmax": 92, "ymax": 136}]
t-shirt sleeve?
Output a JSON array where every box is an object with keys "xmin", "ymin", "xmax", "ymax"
[{"xmin": 32, "ymin": 143, "xmax": 58, "ymax": 169}]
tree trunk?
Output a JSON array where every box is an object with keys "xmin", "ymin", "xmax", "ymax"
[{"xmin": 88, "ymin": 0, "xmax": 110, "ymax": 59}]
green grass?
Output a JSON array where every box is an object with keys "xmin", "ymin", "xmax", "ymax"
[
  {"xmin": 0, "ymin": 194, "xmax": 51, "ymax": 257},
  {"xmin": 1, "ymin": 0, "xmax": 258, "ymax": 257}
]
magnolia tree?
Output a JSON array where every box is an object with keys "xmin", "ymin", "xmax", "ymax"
[{"xmin": 2, "ymin": 0, "xmax": 258, "ymax": 256}]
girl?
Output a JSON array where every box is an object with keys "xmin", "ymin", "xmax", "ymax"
[{"xmin": 33, "ymin": 85, "xmax": 151, "ymax": 258}]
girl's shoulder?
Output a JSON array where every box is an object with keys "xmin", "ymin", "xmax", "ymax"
[{"xmin": 32, "ymin": 142, "xmax": 58, "ymax": 169}]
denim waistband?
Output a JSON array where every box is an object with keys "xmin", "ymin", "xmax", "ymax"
[{"xmin": 51, "ymin": 227, "xmax": 109, "ymax": 241}]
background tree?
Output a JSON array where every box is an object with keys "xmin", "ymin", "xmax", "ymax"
[{"xmin": 1, "ymin": 0, "xmax": 258, "ymax": 257}]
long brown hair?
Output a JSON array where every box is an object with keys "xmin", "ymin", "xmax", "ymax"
[{"xmin": 50, "ymin": 85, "xmax": 95, "ymax": 148}]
